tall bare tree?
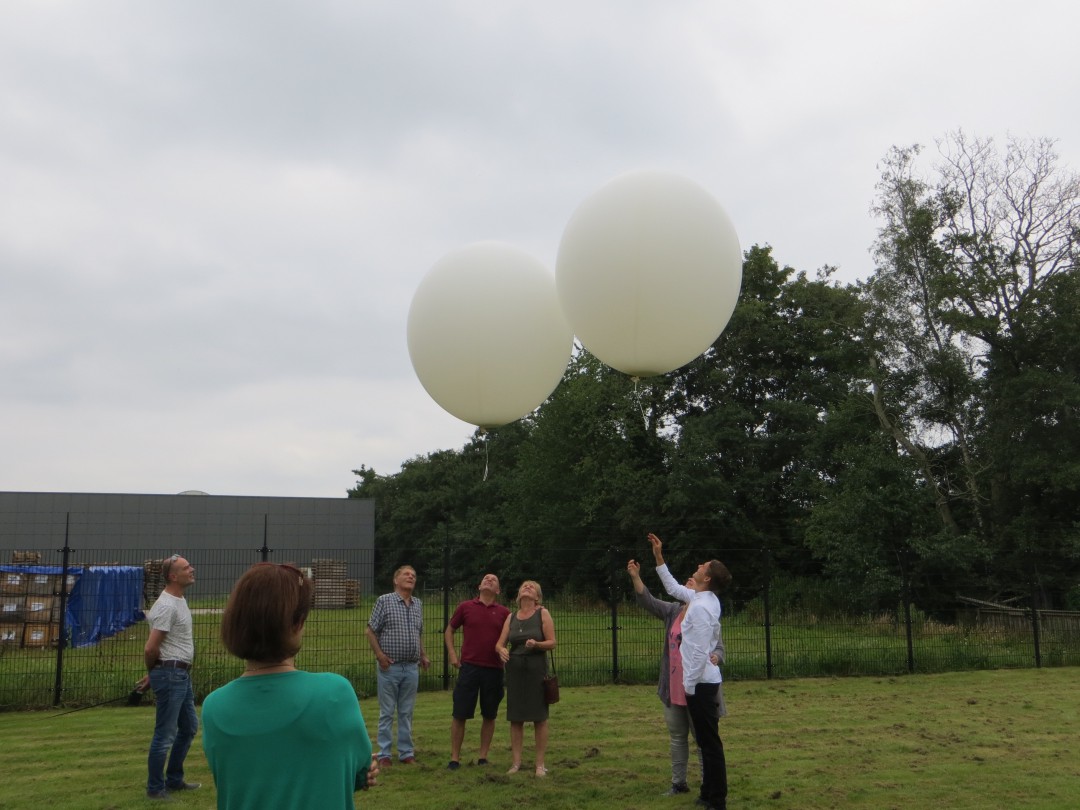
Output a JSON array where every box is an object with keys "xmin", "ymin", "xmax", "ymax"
[{"xmin": 867, "ymin": 132, "xmax": 1080, "ymax": 598}]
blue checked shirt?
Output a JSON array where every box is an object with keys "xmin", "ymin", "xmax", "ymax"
[{"xmin": 367, "ymin": 591, "xmax": 424, "ymax": 663}]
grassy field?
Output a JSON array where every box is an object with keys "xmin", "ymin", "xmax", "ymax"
[{"xmin": 1, "ymin": 668, "xmax": 1078, "ymax": 809}]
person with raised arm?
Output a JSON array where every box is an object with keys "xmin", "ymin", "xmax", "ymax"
[
  {"xmin": 627, "ymin": 554, "xmax": 725, "ymax": 797},
  {"xmin": 647, "ymin": 533, "xmax": 732, "ymax": 810}
]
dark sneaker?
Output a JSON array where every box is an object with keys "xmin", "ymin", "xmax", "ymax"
[
  {"xmin": 477, "ymin": 758, "xmax": 489, "ymax": 766},
  {"xmin": 146, "ymin": 790, "xmax": 170, "ymax": 801},
  {"xmin": 447, "ymin": 760, "xmax": 460, "ymax": 771},
  {"xmin": 401, "ymin": 756, "xmax": 416, "ymax": 764},
  {"xmin": 663, "ymin": 782, "xmax": 691, "ymax": 796},
  {"xmin": 166, "ymin": 782, "xmax": 201, "ymax": 791}
]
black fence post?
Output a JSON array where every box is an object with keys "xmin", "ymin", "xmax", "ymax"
[
  {"xmin": 763, "ymin": 548, "xmax": 773, "ymax": 680},
  {"xmin": 52, "ymin": 513, "xmax": 72, "ymax": 707},
  {"xmin": 610, "ymin": 546, "xmax": 620, "ymax": 684},
  {"xmin": 443, "ymin": 527, "xmax": 451, "ymax": 690},
  {"xmin": 258, "ymin": 515, "xmax": 270, "ymax": 561},
  {"xmin": 1029, "ymin": 569, "xmax": 1042, "ymax": 668},
  {"xmin": 902, "ymin": 578, "xmax": 915, "ymax": 674}
]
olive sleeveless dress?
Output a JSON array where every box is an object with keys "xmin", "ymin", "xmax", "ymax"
[{"xmin": 505, "ymin": 610, "xmax": 549, "ymax": 723}]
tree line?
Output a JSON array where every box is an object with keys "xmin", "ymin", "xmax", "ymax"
[{"xmin": 349, "ymin": 132, "xmax": 1080, "ymax": 616}]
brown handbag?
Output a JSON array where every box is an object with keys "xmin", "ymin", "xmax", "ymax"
[
  {"xmin": 541, "ymin": 609, "xmax": 559, "ymax": 703},
  {"xmin": 542, "ymin": 651, "xmax": 560, "ymax": 704}
]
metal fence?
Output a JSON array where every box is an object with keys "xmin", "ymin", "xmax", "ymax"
[{"xmin": 2, "ymin": 543, "xmax": 1078, "ymax": 710}]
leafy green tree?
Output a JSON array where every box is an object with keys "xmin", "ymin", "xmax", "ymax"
[
  {"xmin": 664, "ymin": 246, "xmax": 868, "ymax": 588},
  {"xmin": 867, "ymin": 132, "xmax": 1080, "ymax": 603}
]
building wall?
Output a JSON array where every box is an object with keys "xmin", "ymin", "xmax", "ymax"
[{"xmin": 0, "ymin": 491, "xmax": 375, "ymax": 596}]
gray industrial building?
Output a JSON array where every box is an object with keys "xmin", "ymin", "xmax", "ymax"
[{"xmin": 0, "ymin": 490, "xmax": 375, "ymax": 597}]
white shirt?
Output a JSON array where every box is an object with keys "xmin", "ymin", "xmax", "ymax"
[
  {"xmin": 148, "ymin": 591, "xmax": 195, "ymax": 663},
  {"xmin": 656, "ymin": 563, "xmax": 722, "ymax": 695}
]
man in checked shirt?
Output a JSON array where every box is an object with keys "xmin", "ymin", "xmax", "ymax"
[{"xmin": 365, "ymin": 565, "xmax": 431, "ymax": 767}]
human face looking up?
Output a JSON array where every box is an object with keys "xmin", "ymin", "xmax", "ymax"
[
  {"xmin": 394, "ymin": 567, "xmax": 417, "ymax": 593},
  {"xmin": 691, "ymin": 561, "xmax": 712, "ymax": 590},
  {"xmin": 479, "ymin": 573, "xmax": 500, "ymax": 596},
  {"xmin": 517, "ymin": 581, "xmax": 539, "ymax": 604},
  {"xmin": 168, "ymin": 557, "xmax": 195, "ymax": 589}
]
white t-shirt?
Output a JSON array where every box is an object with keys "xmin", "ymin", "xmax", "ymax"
[{"xmin": 147, "ymin": 591, "xmax": 195, "ymax": 664}]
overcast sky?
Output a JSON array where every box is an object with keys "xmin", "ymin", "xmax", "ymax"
[{"xmin": 2, "ymin": 1, "xmax": 1077, "ymax": 499}]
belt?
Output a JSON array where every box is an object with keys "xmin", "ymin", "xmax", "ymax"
[{"xmin": 156, "ymin": 660, "xmax": 191, "ymax": 670}]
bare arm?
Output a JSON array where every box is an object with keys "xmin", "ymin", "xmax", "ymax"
[
  {"xmin": 444, "ymin": 623, "xmax": 460, "ymax": 668},
  {"xmin": 530, "ymin": 608, "xmax": 556, "ymax": 651},
  {"xmin": 144, "ymin": 628, "xmax": 167, "ymax": 672},
  {"xmin": 495, "ymin": 614, "xmax": 511, "ymax": 663}
]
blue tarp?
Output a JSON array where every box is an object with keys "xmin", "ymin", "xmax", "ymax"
[
  {"xmin": 0, "ymin": 564, "xmax": 144, "ymax": 648},
  {"xmin": 66, "ymin": 566, "xmax": 145, "ymax": 647}
]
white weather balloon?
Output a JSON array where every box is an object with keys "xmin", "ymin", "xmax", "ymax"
[
  {"xmin": 407, "ymin": 242, "xmax": 574, "ymax": 429},
  {"xmin": 555, "ymin": 170, "xmax": 742, "ymax": 377}
]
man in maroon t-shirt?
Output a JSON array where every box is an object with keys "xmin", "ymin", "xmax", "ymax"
[{"xmin": 443, "ymin": 573, "xmax": 511, "ymax": 770}]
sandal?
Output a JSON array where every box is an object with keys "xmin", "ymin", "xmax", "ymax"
[
  {"xmin": 535, "ymin": 766, "xmax": 548, "ymax": 777},
  {"xmin": 506, "ymin": 763, "xmax": 521, "ymax": 774}
]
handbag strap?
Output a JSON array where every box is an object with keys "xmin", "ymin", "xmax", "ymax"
[{"xmin": 540, "ymin": 607, "xmax": 556, "ymax": 675}]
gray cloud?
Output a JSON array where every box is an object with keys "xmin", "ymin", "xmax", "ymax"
[{"xmin": 1, "ymin": 0, "xmax": 1077, "ymax": 496}]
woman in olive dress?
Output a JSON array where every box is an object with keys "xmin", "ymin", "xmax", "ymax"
[{"xmin": 495, "ymin": 580, "xmax": 556, "ymax": 777}]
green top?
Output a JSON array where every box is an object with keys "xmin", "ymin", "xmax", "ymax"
[{"xmin": 202, "ymin": 670, "xmax": 371, "ymax": 810}]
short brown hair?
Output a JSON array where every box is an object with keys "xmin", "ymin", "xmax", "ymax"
[
  {"xmin": 220, "ymin": 563, "xmax": 313, "ymax": 662},
  {"xmin": 705, "ymin": 561, "xmax": 732, "ymax": 595}
]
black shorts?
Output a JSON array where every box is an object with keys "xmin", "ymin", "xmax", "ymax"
[{"xmin": 451, "ymin": 663, "xmax": 505, "ymax": 720}]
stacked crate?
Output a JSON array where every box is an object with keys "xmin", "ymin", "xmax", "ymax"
[
  {"xmin": 143, "ymin": 558, "xmax": 168, "ymax": 608},
  {"xmin": 311, "ymin": 559, "xmax": 348, "ymax": 609},
  {"xmin": 345, "ymin": 578, "xmax": 360, "ymax": 608},
  {"xmin": 1, "ymin": 552, "xmax": 77, "ymax": 649},
  {"xmin": 0, "ymin": 568, "xmax": 26, "ymax": 645}
]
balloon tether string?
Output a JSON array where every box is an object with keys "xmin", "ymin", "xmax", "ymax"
[
  {"xmin": 481, "ymin": 429, "xmax": 490, "ymax": 481},
  {"xmin": 631, "ymin": 377, "xmax": 647, "ymax": 425}
]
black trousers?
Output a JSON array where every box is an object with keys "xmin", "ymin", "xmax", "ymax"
[{"xmin": 686, "ymin": 683, "xmax": 727, "ymax": 809}]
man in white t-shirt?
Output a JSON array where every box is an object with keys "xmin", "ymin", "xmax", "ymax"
[{"xmin": 139, "ymin": 554, "xmax": 200, "ymax": 800}]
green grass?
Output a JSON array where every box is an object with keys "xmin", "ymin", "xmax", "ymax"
[
  {"xmin": 2, "ymin": 596, "xmax": 1077, "ymax": 710},
  {"xmin": 1, "ymin": 669, "xmax": 1078, "ymax": 809}
]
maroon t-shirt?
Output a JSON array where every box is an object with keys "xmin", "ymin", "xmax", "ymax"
[{"xmin": 449, "ymin": 598, "xmax": 511, "ymax": 669}]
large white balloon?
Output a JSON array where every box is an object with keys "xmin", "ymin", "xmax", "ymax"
[
  {"xmin": 555, "ymin": 170, "xmax": 742, "ymax": 377},
  {"xmin": 407, "ymin": 242, "xmax": 574, "ymax": 428}
]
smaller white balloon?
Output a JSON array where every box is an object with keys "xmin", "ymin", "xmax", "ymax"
[
  {"xmin": 556, "ymin": 170, "xmax": 743, "ymax": 377},
  {"xmin": 407, "ymin": 242, "xmax": 574, "ymax": 428}
]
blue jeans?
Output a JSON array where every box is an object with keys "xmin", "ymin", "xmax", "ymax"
[
  {"xmin": 147, "ymin": 667, "xmax": 198, "ymax": 793},
  {"xmin": 376, "ymin": 662, "xmax": 419, "ymax": 760}
]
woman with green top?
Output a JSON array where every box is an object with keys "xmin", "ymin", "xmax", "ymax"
[{"xmin": 202, "ymin": 563, "xmax": 374, "ymax": 809}]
